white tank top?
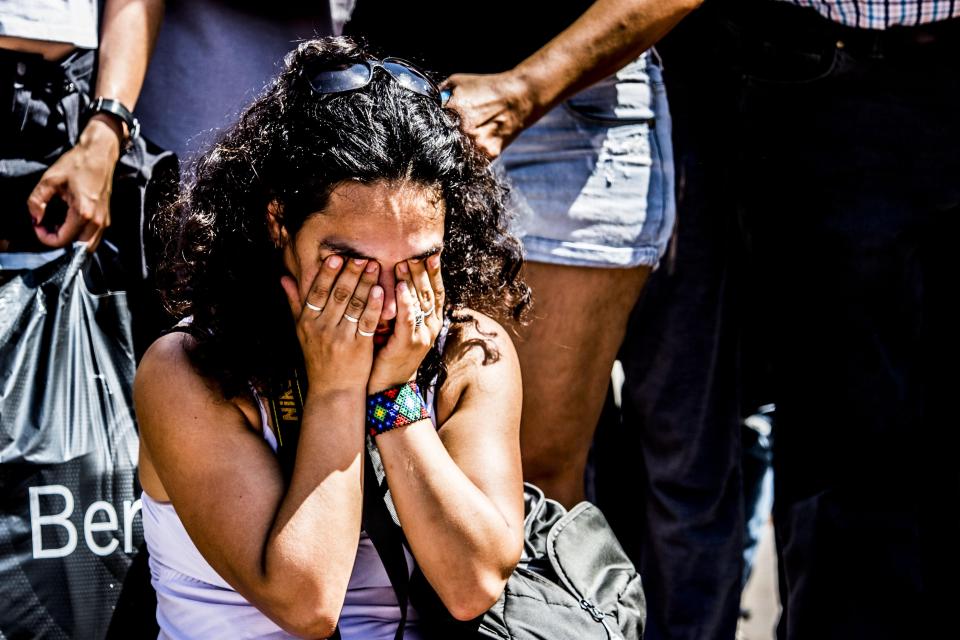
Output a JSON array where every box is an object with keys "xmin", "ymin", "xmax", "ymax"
[{"xmin": 142, "ymin": 346, "xmax": 450, "ymax": 639}]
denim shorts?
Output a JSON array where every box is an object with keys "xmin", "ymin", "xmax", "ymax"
[{"xmin": 499, "ymin": 51, "xmax": 675, "ymax": 268}]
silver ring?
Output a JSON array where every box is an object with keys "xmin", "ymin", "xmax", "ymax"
[
  {"xmin": 305, "ymin": 301, "xmax": 323, "ymax": 312},
  {"xmin": 358, "ymin": 328, "xmax": 375, "ymax": 337},
  {"xmin": 420, "ymin": 305, "xmax": 434, "ymax": 316},
  {"xmin": 343, "ymin": 313, "xmax": 360, "ymax": 323},
  {"xmin": 413, "ymin": 310, "xmax": 425, "ymax": 329}
]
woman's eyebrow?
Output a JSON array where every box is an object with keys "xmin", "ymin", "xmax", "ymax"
[
  {"xmin": 318, "ymin": 240, "xmax": 375, "ymax": 261},
  {"xmin": 408, "ymin": 244, "xmax": 444, "ymax": 262},
  {"xmin": 318, "ymin": 240, "xmax": 444, "ymax": 262}
]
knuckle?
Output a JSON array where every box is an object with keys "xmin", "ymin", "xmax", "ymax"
[
  {"xmin": 332, "ymin": 287, "xmax": 351, "ymax": 303},
  {"xmin": 348, "ymin": 296, "xmax": 365, "ymax": 312}
]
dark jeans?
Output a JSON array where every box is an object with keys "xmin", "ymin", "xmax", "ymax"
[
  {"xmin": 607, "ymin": 3, "xmax": 960, "ymax": 638},
  {"xmin": 0, "ymin": 46, "xmax": 177, "ymax": 358},
  {"xmin": 0, "ymin": 47, "xmax": 94, "ymax": 250},
  {"xmin": 730, "ymin": 4, "xmax": 960, "ymax": 638},
  {"xmin": 594, "ymin": 10, "xmax": 748, "ymax": 640}
]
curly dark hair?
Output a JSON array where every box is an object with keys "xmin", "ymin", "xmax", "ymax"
[{"xmin": 155, "ymin": 37, "xmax": 530, "ymax": 398}]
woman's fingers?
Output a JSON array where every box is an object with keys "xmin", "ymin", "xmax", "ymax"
[
  {"xmin": 407, "ymin": 258, "xmax": 435, "ymax": 315},
  {"xmin": 407, "ymin": 255, "xmax": 443, "ymax": 336},
  {"xmin": 280, "ymin": 274, "xmax": 303, "ymax": 318},
  {"xmin": 342, "ymin": 261, "xmax": 379, "ymax": 330},
  {"xmin": 303, "ymin": 254, "xmax": 342, "ymax": 317},
  {"xmin": 357, "ymin": 285, "xmax": 383, "ymax": 339},
  {"xmin": 426, "ymin": 253, "xmax": 444, "ymax": 320},
  {"xmin": 323, "ymin": 258, "xmax": 368, "ymax": 325},
  {"xmin": 396, "ymin": 262, "xmax": 430, "ymax": 335},
  {"xmin": 393, "ymin": 280, "xmax": 418, "ymax": 341}
]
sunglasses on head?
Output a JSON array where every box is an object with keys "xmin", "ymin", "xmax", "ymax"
[{"xmin": 307, "ymin": 57, "xmax": 450, "ymax": 106}]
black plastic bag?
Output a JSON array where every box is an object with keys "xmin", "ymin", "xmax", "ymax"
[{"xmin": 0, "ymin": 244, "xmax": 142, "ymax": 639}]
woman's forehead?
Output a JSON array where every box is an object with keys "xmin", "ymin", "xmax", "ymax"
[
  {"xmin": 301, "ymin": 181, "xmax": 445, "ymax": 263},
  {"xmin": 325, "ymin": 180, "xmax": 444, "ymax": 224}
]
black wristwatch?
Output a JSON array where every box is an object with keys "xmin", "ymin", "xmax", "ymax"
[{"xmin": 86, "ymin": 97, "xmax": 140, "ymax": 149}]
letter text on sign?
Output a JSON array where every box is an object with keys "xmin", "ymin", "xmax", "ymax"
[
  {"xmin": 84, "ymin": 501, "xmax": 119, "ymax": 556},
  {"xmin": 124, "ymin": 499, "xmax": 142, "ymax": 553},
  {"xmin": 29, "ymin": 485, "xmax": 78, "ymax": 559}
]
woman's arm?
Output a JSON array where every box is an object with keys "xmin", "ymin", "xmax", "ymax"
[
  {"xmin": 29, "ymin": 0, "xmax": 165, "ymax": 250},
  {"xmin": 374, "ymin": 311, "xmax": 525, "ymax": 620},
  {"xmin": 367, "ymin": 254, "xmax": 524, "ymax": 620},
  {"xmin": 443, "ymin": 0, "xmax": 701, "ymax": 157},
  {"xmin": 136, "ymin": 255, "xmax": 382, "ymax": 638}
]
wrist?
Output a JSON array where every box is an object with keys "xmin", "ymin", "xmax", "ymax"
[
  {"xmin": 304, "ymin": 386, "xmax": 364, "ymax": 405},
  {"xmin": 506, "ymin": 64, "xmax": 556, "ymax": 124},
  {"xmin": 80, "ymin": 116, "xmax": 123, "ymax": 160},
  {"xmin": 366, "ymin": 381, "xmax": 430, "ymax": 437},
  {"xmin": 367, "ymin": 371, "xmax": 417, "ymax": 397},
  {"xmin": 85, "ymin": 97, "xmax": 140, "ymax": 151}
]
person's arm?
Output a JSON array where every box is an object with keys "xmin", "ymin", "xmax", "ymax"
[
  {"xmin": 369, "ymin": 257, "xmax": 525, "ymax": 621},
  {"xmin": 28, "ymin": 0, "xmax": 165, "ymax": 251},
  {"xmin": 443, "ymin": 0, "xmax": 701, "ymax": 157},
  {"xmin": 136, "ymin": 257, "xmax": 382, "ymax": 638}
]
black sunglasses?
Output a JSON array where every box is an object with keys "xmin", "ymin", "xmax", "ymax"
[{"xmin": 307, "ymin": 57, "xmax": 450, "ymax": 105}]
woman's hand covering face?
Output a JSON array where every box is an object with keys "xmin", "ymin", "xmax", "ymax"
[
  {"xmin": 368, "ymin": 253, "xmax": 445, "ymax": 393},
  {"xmin": 280, "ymin": 254, "xmax": 383, "ymax": 392}
]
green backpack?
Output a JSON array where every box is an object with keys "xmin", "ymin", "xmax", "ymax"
[{"xmin": 475, "ymin": 482, "xmax": 647, "ymax": 640}]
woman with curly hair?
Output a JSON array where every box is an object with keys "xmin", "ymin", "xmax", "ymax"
[{"xmin": 135, "ymin": 37, "xmax": 530, "ymax": 639}]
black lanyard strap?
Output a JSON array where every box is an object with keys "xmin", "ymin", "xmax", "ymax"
[{"xmin": 266, "ymin": 369, "xmax": 409, "ymax": 640}]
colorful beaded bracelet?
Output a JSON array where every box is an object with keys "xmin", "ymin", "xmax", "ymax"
[{"xmin": 366, "ymin": 381, "xmax": 430, "ymax": 437}]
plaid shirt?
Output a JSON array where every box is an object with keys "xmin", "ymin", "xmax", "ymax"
[{"xmin": 781, "ymin": 0, "xmax": 960, "ymax": 28}]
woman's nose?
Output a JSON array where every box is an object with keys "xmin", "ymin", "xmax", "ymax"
[{"xmin": 378, "ymin": 269, "xmax": 397, "ymax": 321}]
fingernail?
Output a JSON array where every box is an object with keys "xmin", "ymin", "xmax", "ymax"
[
  {"xmin": 397, "ymin": 281, "xmax": 408, "ymax": 293},
  {"xmin": 365, "ymin": 261, "xmax": 378, "ymax": 273},
  {"xmin": 353, "ymin": 258, "xmax": 367, "ymax": 266},
  {"xmin": 397, "ymin": 262, "xmax": 409, "ymax": 275},
  {"xmin": 410, "ymin": 257, "xmax": 421, "ymax": 264},
  {"xmin": 327, "ymin": 255, "xmax": 342, "ymax": 269},
  {"xmin": 371, "ymin": 286, "xmax": 383, "ymax": 299},
  {"xmin": 427, "ymin": 254, "xmax": 440, "ymax": 270}
]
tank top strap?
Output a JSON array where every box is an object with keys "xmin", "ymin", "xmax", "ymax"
[{"xmin": 249, "ymin": 385, "xmax": 279, "ymax": 452}]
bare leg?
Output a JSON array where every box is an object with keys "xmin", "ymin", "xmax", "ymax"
[{"xmin": 513, "ymin": 261, "xmax": 650, "ymax": 507}]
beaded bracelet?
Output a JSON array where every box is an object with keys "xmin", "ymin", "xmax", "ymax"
[{"xmin": 366, "ymin": 381, "xmax": 430, "ymax": 437}]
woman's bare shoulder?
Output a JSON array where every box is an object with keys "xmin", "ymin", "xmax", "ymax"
[
  {"xmin": 136, "ymin": 332, "xmax": 210, "ymax": 403},
  {"xmin": 436, "ymin": 309, "xmax": 520, "ymax": 423},
  {"xmin": 442, "ymin": 309, "xmax": 517, "ymax": 369},
  {"xmin": 135, "ymin": 332, "xmax": 260, "ymax": 437}
]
